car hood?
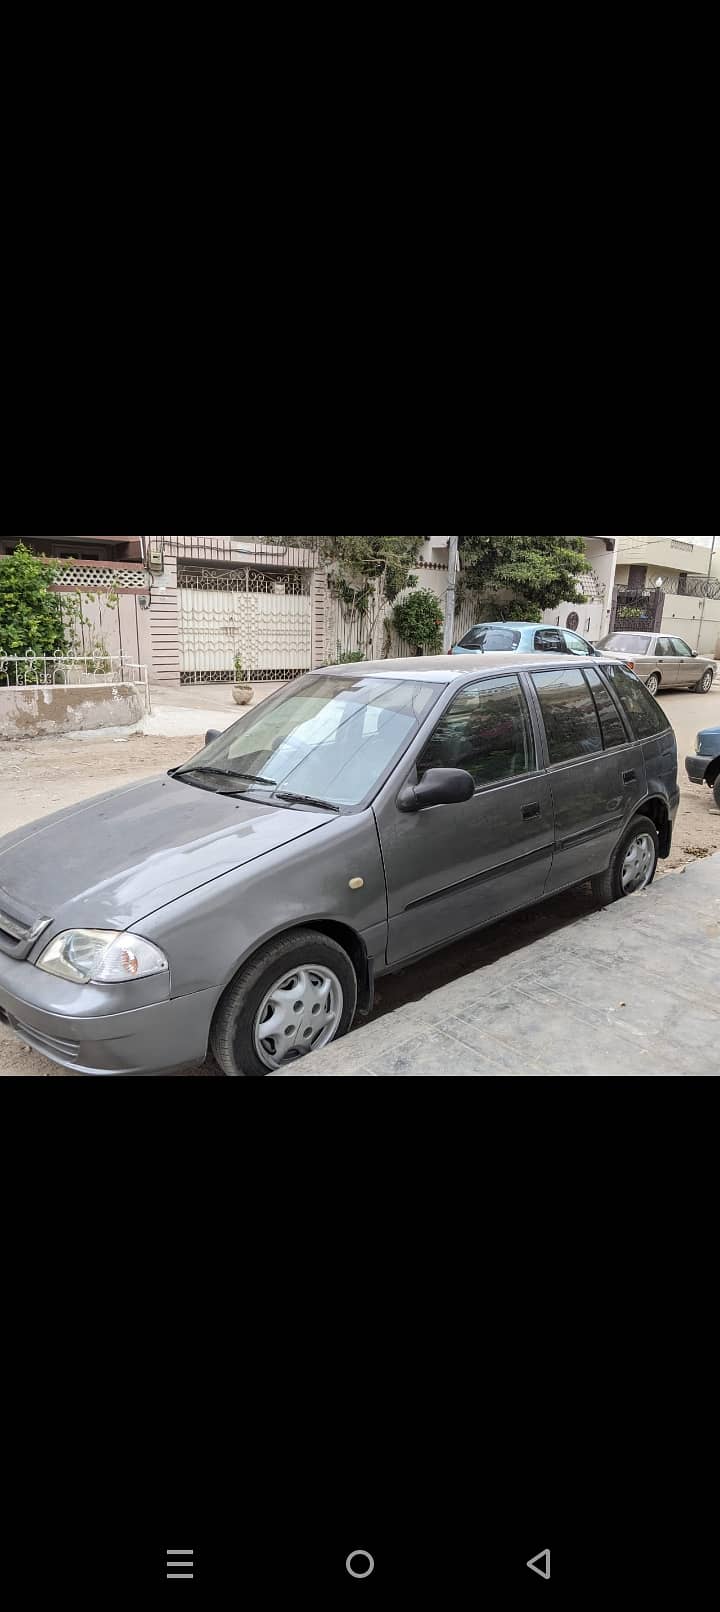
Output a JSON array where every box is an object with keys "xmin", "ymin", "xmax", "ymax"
[{"xmin": 0, "ymin": 774, "xmax": 335, "ymax": 938}]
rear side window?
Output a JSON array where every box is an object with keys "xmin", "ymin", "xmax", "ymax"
[
  {"xmin": 604, "ymin": 663, "xmax": 671, "ymax": 739},
  {"xmin": 584, "ymin": 667, "xmax": 627, "ymax": 748},
  {"xmin": 459, "ymin": 627, "xmax": 522, "ymax": 651},
  {"xmin": 532, "ymin": 669, "xmax": 602, "ymax": 764},
  {"xmin": 419, "ymin": 674, "xmax": 534, "ymax": 789},
  {"xmin": 534, "ymin": 629, "xmax": 565, "ymax": 653}
]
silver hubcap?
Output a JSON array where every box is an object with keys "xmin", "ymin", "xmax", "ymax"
[
  {"xmin": 647, "ymin": 678, "xmax": 658, "ymax": 693},
  {"xmin": 621, "ymin": 832, "xmax": 655, "ymax": 894},
  {"xmin": 254, "ymin": 965, "xmax": 344, "ymax": 1070},
  {"xmin": 702, "ymin": 671, "xmax": 712, "ymax": 691}
]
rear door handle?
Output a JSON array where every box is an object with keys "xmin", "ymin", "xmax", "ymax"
[
  {"xmin": 522, "ymin": 801, "xmax": 541, "ymax": 819},
  {"xmin": 623, "ymin": 770, "xmax": 637, "ymax": 783}
]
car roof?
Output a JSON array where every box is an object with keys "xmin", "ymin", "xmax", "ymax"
[
  {"xmin": 320, "ymin": 652, "xmax": 620, "ymax": 683},
  {"xmin": 460, "ymin": 621, "xmax": 552, "ymax": 632}
]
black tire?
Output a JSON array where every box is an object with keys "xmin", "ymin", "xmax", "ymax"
[
  {"xmin": 645, "ymin": 673, "xmax": 660, "ymax": 696},
  {"xmin": 696, "ymin": 667, "xmax": 714, "ymax": 693},
  {"xmin": 713, "ymin": 774, "xmax": 720, "ymax": 810},
  {"xmin": 210, "ymin": 928, "xmax": 358, "ymax": 1077},
  {"xmin": 591, "ymin": 814, "xmax": 660, "ymax": 907}
]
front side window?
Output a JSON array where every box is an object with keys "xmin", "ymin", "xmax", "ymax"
[
  {"xmin": 458, "ymin": 626, "xmax": 522, "ymax": 652},
  {"xmin": 671, "ymin": 637, "xmax": 693, "ymax": 656},
  {"xmin": 604, "ymin": 664, "xmax": 671, "ymax": 739},
  {"xmin": 178, "ymin": 675, "xmax": 443, "ymax": 807},
  {"xmin": 563, "ymin": 631, "xmax": 593, "ymax": 656},
  {"xmin": 418, "ymin": 675, "xmax": 534, "ymax": 789},
  {"xmin": 534, "ymin": 629, "xmax": 565, "ymax": 653},
  {"xmin": 532, "ymin": 669, "xmax": 603, "ymax": 764}
]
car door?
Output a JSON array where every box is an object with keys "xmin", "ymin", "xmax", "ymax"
[
  {"xmin": 526, "ymin": 665, "xmax": 647, "ymax": 893},
  {"xmin": 374, "ymin": 673, "xmax": 555, "ymax": 965},
  {"xmin": 670, "ymin": 637, "xmax": 697, "ymax": 687},
  {"xmin": 653, "ymin": 636, "xmax": 680, "ymax": 687}
]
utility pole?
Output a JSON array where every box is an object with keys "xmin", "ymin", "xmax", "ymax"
[
  {"xmin": 443, "ymin": 535, "xmax": 460, "ymax": 651},
  {"xmin": 695, "ymin": 534, "xmax": 717, "ymax": 652}
]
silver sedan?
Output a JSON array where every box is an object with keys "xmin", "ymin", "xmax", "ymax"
[{"xmin": 595, "ymin": 632, "xmax": 715, "ymax": 696}]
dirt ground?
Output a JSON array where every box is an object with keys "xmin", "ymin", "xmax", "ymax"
[{"xmin": 2, "ymin": 688, "xmax": 719, "ymax": 1076}]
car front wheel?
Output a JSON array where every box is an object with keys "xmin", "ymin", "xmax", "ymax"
[
  {"xmin": 696, "ymin": 668, "xmax": 714, "ymax": 693},
  {"xmin": 591, "ymin": 815, "xmax": 660, "ymax": 907},
  {"xmin": 210, "ymin": 928, "xmax": 358, "ymax": 1076},
  {"xmin": 713, "ymin": 775, "xmax": 720, "ymax": 810},
  {"xmin": 645, "ymin": 673, "xmax": 660, "ymax": 696}
]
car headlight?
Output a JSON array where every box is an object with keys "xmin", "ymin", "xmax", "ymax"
[
  {"xmin": 36, "ymin": 929, "xmax": 169, "ymax": 985},
  {"xmin": 696, "ymin": 736, "xmax": 702, "ymax": 755}
]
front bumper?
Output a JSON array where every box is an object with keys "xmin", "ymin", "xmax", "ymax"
[
  {"xmin": 0, "ymin": 951, "xmax": 218, "ymax": 1075},
  {"xmin": 685, "ymin": 754, "xmax": 710, "ymax": 785}
]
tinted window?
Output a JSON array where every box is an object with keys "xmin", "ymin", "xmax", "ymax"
[
  {"xmin": 419, "ymin": 675, "xmax": 534, "ymax": 789},
  {"xmin": 534, "ymin": 629, "xmax": 565, "ymax": 653},
  {"xmin": 597, "ymin": 633, "xmax": 652, "ymax": 653},
  {"xmin": 459, "ymin": 627, "xmax": 522, "ymax": 651},
  {"xmin": 671, "ymin": 638, "xmax": 693, "ymax": 656},
  {"xmin": 655, "ymin": 637, "xmax": 677, "ymax": 656},
  {"xmin": 532, "ymin": 669, "xmax": 603, "ymax": 764},
  {"xmin": 563, "ymin": 631, "xmax": 593, "ymax": 656},
  {"xmin": 584, "ymin": 667, "xmax": 627, "ymax": 748},
  {"xmin": 604, "ymin": 664, "xmax": 671, "ymax": 739}
]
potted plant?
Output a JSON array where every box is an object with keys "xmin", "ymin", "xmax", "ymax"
[{"xmin": 232, "ymin": 654, "xmax": 253, "ymax": 705}]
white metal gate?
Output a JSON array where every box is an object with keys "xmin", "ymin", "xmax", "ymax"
[{"xmin": 178, "ymin": 563, "xmax": 312, "ymax": 682}]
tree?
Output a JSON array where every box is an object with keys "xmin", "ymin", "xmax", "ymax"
[
  {"xmin": 317, "ymin": 537, "xmax": 421, "ymax": 602},
  {"xmin": 458, "ymin": 537, "xmax": 588, "ymax": 617},
  {"xmin": 0, "ymin": 542, "xmax": 68, "ymax": 679},
  {"xmin": 317, "ymin": 537, "xmax": 423, "ymax": 657}
]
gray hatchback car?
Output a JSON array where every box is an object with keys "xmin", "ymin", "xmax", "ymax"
[{"xmin": 0, "ymin": 653, "xmax": 679, "ymax": 1077}]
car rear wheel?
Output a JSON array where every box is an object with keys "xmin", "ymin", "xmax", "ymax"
[
  {"xmin": 591, "ymin": 815, "xmax": 659, "ymax": 907},
  {"xmin": 696, "ymin": 668, "xmax": 714, "ymax": 693},
  {"xmin": 645, "ymin": 673, "xmax": 660, "ymax": 696},
  {"xmin": 210, "ymin": 929, "xmax": 358, "ymax": 1076}
]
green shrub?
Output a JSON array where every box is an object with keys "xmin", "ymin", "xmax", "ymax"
[
  {"xmin": 392, "ymin": 587, "xmax": 444, "ymax": 653},
  {"xmin": 0, "ymin": 543, "xmax": 67, "ymax": 681}
]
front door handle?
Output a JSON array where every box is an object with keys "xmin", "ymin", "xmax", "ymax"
[
  {"xmin": 623, "ymin": 769, "xmax": 637, "ymax": 784},
  {"xmin": 522, "ymin": 801, "xmax": 541, "ymax": 819}
]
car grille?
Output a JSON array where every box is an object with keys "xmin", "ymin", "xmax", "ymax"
[{"xmin": 0, "ymin": 895, "xmax": 51, "ymax": 959}]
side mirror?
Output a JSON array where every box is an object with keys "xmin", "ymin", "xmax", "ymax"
[
  {"xmin": 205, "ymin": 729, "xmax": 222, "ymax": 747},
  {"xmin": 397, "ymin": 766, "xmax": 475, "ymax": 813}
]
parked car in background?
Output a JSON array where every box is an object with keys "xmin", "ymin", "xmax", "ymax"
[
  {"xmin": 451, "ymin": 622, "xmax": 602, "ymax": 658},
  {"xmin": 0, "ymin": 652, "xmax": 679, "ymax": 1077},
  {"xmin": 685, "ymin": 726, "xmax": 720, "ymax": 808},
  {"xmin": 594, "ymin": 632, "xmax": 715, "ymax": 696}
]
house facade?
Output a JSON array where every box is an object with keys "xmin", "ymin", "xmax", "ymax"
[{"xmin": 613, "ymin": 536, "xmax": 720, "ymax": 658}]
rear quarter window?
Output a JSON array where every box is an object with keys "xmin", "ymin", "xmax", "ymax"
[{"xmin": 604, "ymin": 663, "xmax": 671, "ymax": 739}]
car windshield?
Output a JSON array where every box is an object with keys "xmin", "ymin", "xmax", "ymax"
[
  {"xmin": 459, "ymin": 627, "xmax": 522, "ymax": 651},
  {"xmin": 175, "ymin": 675, "xmax": 443, "ymax": 807},
  {"xmin": 597, "ymin": 633, "xmax": 652, "ymax": 653}
]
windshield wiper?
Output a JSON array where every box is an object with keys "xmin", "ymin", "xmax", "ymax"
[
  {"xmin": 274, "ymin": 790, "xmax": 340, "ymax": 812},
  {"xmin": 177, "ymin": 766, "xmax": 277, "ymax": 786}
]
